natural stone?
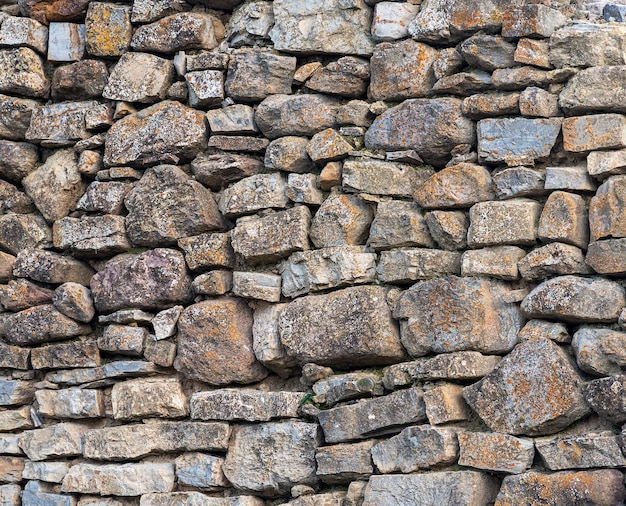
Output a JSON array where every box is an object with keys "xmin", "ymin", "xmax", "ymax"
[
  {"xmin": 178, "ymin": 232, "xmax": 234, "ymax": 271},
  {"xmin": 0, "ymin": 379, "xmax": 34, "ymax": 406},
  {"xmin": 20, "ymin": 422, "xmax": 88, "ymax": 461},
  {"xmin": 460, "ymin": 34, "xmax": 516, "ymax": 71},
  {"xmin": 0, "ymin": 485, "xmax": 19, "ymax": 506},
  {"xmin": 219, "ymin": 173, "xmax": 287, "ymax": 218},
  {"xmin": 103, "ymin": 52, "xmax": 174, "ymax": 103},
  {"xmin": 495, "ymin": 470, "xmax": 626, "ymax": 506},
  {"xmin": 305, "ymin": 57, "xmax": 369, "ymax": 98},
  {"xmin": 265, "ymin": 136, "xmax": 313, "ymax": 173},
  {"xmin": 192, "ymin": 271, "xmax": 232, "ymax": 296},
  {"xmin": 477, "ymin": 117, "xmax": 562, "ymax": 165},
  {"xmin": 310, "ymin": 193, "xmax": 373, "ymax": 248},
  {"xmin": 394, "ymin": 276, "xmax": 523, "ymax": 356},
  {"xmin": 0, "ymin": 457, "xmax": 23, "ymax": 483},
  {"xmin": 343, "ymin": 159, "xmax": 434, "ymax": 198},
  {"xmin": 175, "ymin": 298, "xmax": 268, "ymax": 385},
  {"xmin": 30, "ymin": 340, "xmax": 100, "ymax": 369},
  {"xmin": 0, "ymin": 97, "xmax": 39, "ymax": 142},
  {"xmin": 589, "ymin": 175, "xmax": 626, "ymax": 242},
  {"xmin": 52, "ymin": 282, "xmax": 94, "ymax": 323},
  {"xmin": 463, "ymin": 338, "xmax": 591, "ymax": 436},
  {"xmin": 468, "ymin": 199, "xmax": 542, "ymax": 247},
  {"xmin": 377, "ymin": 248, "xmax": 461, "ymax": 284},
  {"xmin": 0, "ymin": 278, "xmax": 53, "ymax": 311},
  {"xmin": 103, "ymin": 101, "xmax": 207, "ymax": 167},
  {"xmin": 519, "ymin": 86, "xmax": 560, "ymax": 118},
  {"xmin": 371, "ymin": 2, "xmax": 419, "ymax": 41},
  {"xmin": 175, "ymin": 452, "xmax": 227, "ymax": 490},
  {"xmin": 111, "ymin": 377, "xmax": 188, "ymax": 420},
  {"xmin": 315, "ymin": 443, "xmax": 374, "ymax": 487},
  {"xmin": 492, "ymin": 166, "xmax": 545, "ymax": 200},
  {"xmin": 0, "ymin": 139, "xmax": 39, "ymax": 181},
  {"xmin": 84, "ymin": 2, "xmax": 131, "ymax": 57},
  {"xmin": 514, "ymin": 38, "xmax": 551, "ymax": 68},
  {"xmin": 583, "ymin": 375, "xmax": 626, "ymax": 423},
  {"xmin": 22, "ymin": 461, "xmax": 70, "ymax": 483},
  {"xmin": 432, "ymin": 70, "xmax": 492, "ymax": 96},
  {"xmin": 424, "ymin": 210, "xmax": 468, "ymax": 251},
  {"xmin": 521, "ymin": 275, "xmax": 625, "ymax": 323},
  {"xmin": 312, "ymin": 371, "xmax": 383, "ymax": 406},
  {"xmin": 586, "ymin": 238, "xmax": 626, "ymax": 275},
  {"xmin": 192, "ymin": 152, "xmax": 262, "ymax": 191},
  {"xmin": 47, "ymin": 22, "xmax": 85, "ymax": 62},
  {"xmin": 369, "ymin": 201, "xmax": 433, "ymax": 250},
  {"xmin": 306, "ymin": 128, "xmax": 352, "ymax": 163},
  {"xmin": 458, "ymin": 432, "xmax": 534, "ymax": 474},
  {"xmin": 286, "ymin": 173, "xmax": 323, "ymax": 205},
  {"xmin": 207, "ymin": 134, "xmax": 268, "ymax": 153},
  {"xmin": 255, "ymin": 94, "xmax": 339, "ymax": 140},
  {"xmin": 141, "ymin": 494, "xmax": 264, "ymax": 506},
  {"xmin": 185, "ymin": 70, "xmax": 223, "ymax": 108},
  {"xmin": 279, "ymin": 246, "xmax": 376, "ymax": 298},
  {"xmin": 538, "ymin": 191, "xmax": 589, "ymax": 249},
  {"xmin": 423, "ymin": 383, "xmax": 470, "ymax": 425},
  {"xmin": 279, "ymin": 285, "xmax": 405, "ymax": 367},
  {"xmin": 13, "ymin": 248, "xmax": 93, "ymax": 285},
  {"xmin": 0, "ymin": 407, "xmax": 32, "ymax": 432},
  {"xmin": 91, "ymin": 249, "xmax": 192, "ymax": 313},
  {"xmin": 518, "ymin": 319, "xmax": 570, "ymax": 343},
  {"xmin": 0, "ymin": 342, "xmax": 29, "ymax": 370},
  {"xmin": 0, "ymin": 16, "xmax": 48, "ymax": 53},
  {"xmin": 0, "ymin": 48, "xmax": 49, "ymax": 98},
  {"xmin": 83, "ymin": 421, "xmax": 230, "ymax": 460},
  {"xmin": 462, "ymin": 92, "xmax": 520, "ymax": 119},
  {"xmin": 502, "ymin": 4, "xmax": 565, "ymax": 38},
  {"xmin": 364, "ymin": 97, "xmax": 475, "ymax": 167},
  {"xmin": 232, "ymin": 271, "xmax": 281, "ymax": 302},
  {"xmin": 98, "ymin": 324, "xmax": 146, "ymax": 356},
  {"xmin": 588, "ymin": 149, "xmax": 626, "ymax": 179},
  {"xmin": 227, "ymin": 0, "xmax": 274, "ymax": 47},
  {"xmin": 562, "ymin": 114, "xmax": 626, "ymax": 152},
  {"xmin": 318, "ymin": 387, "xmax": 425, "ymax": 443},
  {"xmin": 536, "ymin": 432, "xmax": 626, "ymax": 470},
  {"xmin": 223, "ymin": 421, "xmax": 320, "ymax": 497},
  {"xmin": 461, "ymin": 246, "xmax": 525, "ymax": 280},
  {"xmin": 35, "ymin": 388, "xmax": 104, "ymax": 419},
  {"xmin": 371, "ymin": 424, "xmax": 459, "ymax": 473},
  {"xmin": 252, "ymin": 302, "xmax": 297, "ymax": 377},
  {"xmin": 206, "ymin": 104, "xmax": 257, "ymax": 135},
  {"xmin": 62, "ymin": 462, "xmax": 175, "ymax": 496},
  {"xmin": 550, "ymin": 24, "xmax": 626, "ymax": 68},
  {"xmin": 3, "ymin": 305, "xmax": 90, "ymax": 346},
  {"xmin": 415, "ymin": 163, "xmax": 493, "ymax": 209},
  {"xmin": 190, "ymin": 389, "xmax": 302, "ymax": 422},
  {"xmin": 363, "ymin": 471, "xmax": 499, "ymax": 506},
  {"xmin": 518, "ymin": 242, "xmax": 590, "ymax": 282},
  {"xmin": 572, "ymin": 327, "xmax": 626, "ymax": 376},
  {"xmin": 369, "ymin": 40, "xmax": 438, "ymax": 101},
  {"xmin": 269, "ymin": 0, "xmax": 375, "ymax": 56},
  {"xmin": 53, "ymin": 215, "xmax": 130, "ymax": 257}
]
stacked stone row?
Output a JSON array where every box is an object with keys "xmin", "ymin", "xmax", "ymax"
[{"xmin": 2, "ymin": 0, "xmax": 626, "ymax": 504}]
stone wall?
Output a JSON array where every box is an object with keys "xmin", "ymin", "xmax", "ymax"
[{"xmin": 2, "ymin": 0, "xmax": 626, "ymax": 504}]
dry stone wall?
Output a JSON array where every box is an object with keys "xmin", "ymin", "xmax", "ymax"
[{"xmin": 2, "ymin": 0, "xmax": 626, "ymax": 504}]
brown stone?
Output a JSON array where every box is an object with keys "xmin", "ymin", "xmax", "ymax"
[
  {"xmin": 305, "ymin": 57, "xmax": 369, "ymax": 98},
  {"xmin": 51, "ymin": 60, "xmax": 108, "ymax": 100},
  {"xmin": 111, "ymin": 377, "xmax": 188, "ymax": 420},
  {"xmin": 3, "ymin": 305, "xmax": 90, "ymax": 346},
  {"xmin": 462, "ymin": 92, "xmax": 520, "ymax": 119},
  {"xmin": 53, "ymin": 215, "xmax": 130, "ymax": 257},
  {"xmin": 309, "ymin": 193, "xmax": 374, "ymax": 248},
  {"xmin": 0, "ymin": 48, "xmax": 49, "ymax": 98},
  {"xmin": 458, "ymin": 432, "xmax": 534, "ymax": 474},
  {"xmin": 468, "ymin": 199, "xmax": 542, "ymax": 247},
  {"xmin": 316, "ymin": 441, "xmax": 375, "ymax": 484},
  {"xmin": 97, "ymin": 324, "xmax": 147, "ymax": 356},
  {"xmin": 518, "ymin": 243, "xmax": 590, "ymax": 282},
  {"xmin": 514, "ymin": 38, "xmax": 551, "ymax": 68},
  {"xmin": 31, "ymin": 339, "xmax": 99, "ymax": 369},
  {"xmin": 563, "ymin": 114, "xmax": 626, "ymax": 153},
  {"xmin": 461, "ymin": 246, "xmax": 525, "ymax": 281},
  {"xmin": 589, "ymin": 175, "xmax": 626, "ymax": 241},
  {"xmin": 0, "ymin": 140, "xmax": 39, "ymax": 181},
  {"xmin": 175, "ymin": 298, "xmax": 268, "ymax": 385},
  {"xmin": 538, "ymin": 191, "xmax": 589, "ymax": 249},
  {"xmin": 191, "ymin": 151, "xmax": 263, "ymax": 191},
  {"xmin": 13, "ymin": 249, "xmax": 94, "ymax": 285},
  {"xmin": 0, "ymin": 279, "xmax": 53, "ymax": 312},
  {"xmin": 586, "ymin": 238, "xmax": 626, "ymax": 275}
]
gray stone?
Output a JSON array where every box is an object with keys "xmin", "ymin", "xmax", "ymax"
[
  {"xmin": 364, "ymin": 97, "xmax": 475, "ymax": 167},
  {"xmin": 563, "ymin": 113, "xmax": 626, "ymax": 153},
  {"xmin": 425, "ymin": 210, "xmax": 468, "ymax": 251},
  {"xmin": 307, "ymin": 128, "xmax": 352, "ymax": 163},
  {"xmin": 312, "ymin": 371, "xmax": 383, "ymax": 406},
  {"xmin": 521, "ymin": 275, "xmax": 625, "ymax": 323},
  {"xmin": 20, "ymin": 423, "xmax": 89, "ymax": 461},
  {"xmin": 536, "ymin": 432, "xmax": 626, "ymax": 470},
  {"xmin": 47, "ymin": 22, "xmax": 85, "ymax": 62},
  {"xmin": 495, "ymin": 470, "xmax": 626, "ymax": 506},
  {"xmin": 572, "ymin": 327, "xmax": 626, "ymax": 376},
  {"xmin": 588, "ymin": 149, "xmax": 626, "ymax": 179},
  {"xmin": 369, "ymin": 201, "xmax": 434, "ymax": 250},
  {"xmin": 0, "ymin": 435, "xmax": 21, "ymax": 455},
  {"xmin": 103, "ymin": 101, "xmax": 207, "ymax": 168},
  {"xmin": 111, "ymin": 377, "xmax": 188, "ymax": 420},
  {"xmin": 52, "ymin": 283, "xmax": 94, "ymax": 323},
  {"xmin": 538, "ymin": 191, "xmax": 589, "ymax": 249},
  {"xmin": 21, "ymin": 481, "xmax": 75, "ymax": 506},
  {"xmin": 377, "ymin": 248, "xmax": 461, "ymax": 284},
  {"xmin": 185, "ymin": 70, "xmax": 223, "ymax": 108},
  {"xmin": 468, "ymin": 199, "xmax": 542, "ymax": 247},
  {"xmin": 83, "ymin": 421, "xmax": 230, "ymax": 460},
  {"xmin": 22, "ymin": 461, "xmax": 70, "ymax": 483},
  {"xmin": 62, "ymin": 463, "xmax": 175, "ymax": 496},
  {"xmin": 514, "ymin": 38, "xmax": 551, "ymax": 68},
  {"xmin": 3, "ymin": 305, "xmax": 90, "ymax": 346},
  {"xmin": 190, "ymin": 389, "xmax": 302, "ymax": 422},
  {"xmin": 0, "ymin": 485, "xmax": 19, "ymax": 506},
  {"xmin": 30, "ymin": 340, "xmax": 100, "ymax": 370},
  {"xmin": 0, "ymin": 15, "xmax": 48, "ymax": 53},
  {"xmin": 518, "ymin": 319, "xmax": 570, "ymax": 343},
  {"xmin": 519, "ymin": 86, "xmax": 560, "ymax": 118},
  {"xmin": 231, "ymin": 206, "xmax": 311, "ymax": 264},
  {"xmin": 279, "ymin": 246, "xmax": 377, "ymax": 298},
  {"xmin": 461, "ymin": 246, "xmax": 525, "ymax": 281},
  {"xmin": 232, "ymin": 271, "xmax": 281, "ymax": 302},
  {"xmin": 227, "ymin": 0, "xmax": 274, "ymax": 47},
  {"xmin": 431, "ymin": 70, "xmax": 492, "ymax": 96},
  {"xmin": 131, "ymin": 13, "xmax": 222, "ymax": 53},
  {"xmin": 305, "ymin": 57, "xmax": 369, "ymax": 98},
  {"xmin": 251, "ymin": 303, "xmax": 296, "ymax": 378},
  {"xmin": 175, "ymin": 453, "xmax": 227, "ymax": 490},
  {"xmin": 315, "ymin": 441, "xmax": 374, "ymax": 484},
  {"xmin": 519, "ymin": 243, "xmax": 590, "ymax": 282},
  {"xmin": 219, "ymin": 173, "xmax": 288, "ymax": 218},
  {"xmin": 583, "ymin": 375, "xmax": 626, "ymax": 423},
  {"xmin": 550, "ymin": 24, "xmax": 626, "ymax": 68},
  {"xmin": 103, "ymin": 52, "xmax": 174, "ymax": 103},
  {"xmin": 175, "ymin": 298, "xmax": 268, "ymax": 385},
  {"xmin": 0, "ymin": 140, "xmax": 39, "ymax": 181},
  {"xmin": 269, "ymin": 0, "xmax": 374, "ymax": 56},
  {"xmin": 206, "ymin": 104, "xmax": 257, "ymax": 135},
  {"xmin": 394, "ymin": 276, "xmax": 523, "ymax": 356},
  {"xmin": 0, "ymin": 48, "xmax": 49, "ymax": 98},
  {"xmin": 363, "ymin": 471, "xmax": 499, "ymax": 506},
  {"xmin": 492, "ymin": 67, "xmax": 575, "ymax": 91},
  {"xmin": 35, "ymin": 388, "xmax": 104, "ymax": 419},
  {"xmin": 423, "ymin": 383, "xmax": 471, "ymax": 425},
  {"xmin": 589, "ymin": 175, "xmax": 626, "ymax": 241},
  {"xmin": 140, "ymin": 494, "xmax": 264, "ymax": 506},
  {"xmin": 369, "ymin": 40, "xmax": 438, "ymax": 101},
  {"xmin": 255, "ymin": 94, "xmax": 339, "ymax": 140},
  {"xmin": 604, "ymin": 3, "xmax": 626, "ymax": 21},
  {"xmin": 478, "ymin": 117, "xmax": 562, "ymax": 166},
  {"xmin": 26, "ymin": 101, "xmax": 101, "ymax": 147},
  {"xmin": 152, "ymin": 306, "xmax": 182, "ymax": 341},
  {"xmin": 279, "ymin": 285, "xmax": 406, "ymax": 367},
  {"xmin": 0, "ymin": 97, "xmax": 39, "ymax": 142},
  {"xmin": 318, "ymin": 387, "xmax": 425, "ymax": 443},
  {"xmin": 98, "ymin": 324, "xmax": 147, "ymax": 356},
  {"xmin": 144, "ymin": 338, "xmax": 177, "ymax": 368},
  {"xmin": 460, "ymin": 34, "xmax": 516, "ymax": 71},
  {"xmin": 131, "ymin": 0, "xmax": 189, "ymax": 23},
  {"xmin": 342, "ymin": 159, "xmax": 434, "ymax": 198},
  {"xmin": 223, "ymin": 421, "xmax": 320, "ymax": 497},
  {"xmin": 225, "ymin": 48, "xmax": 295, "ymax": 102},
  {"xmin": 0, "ymin": 379, "xmax": 34, "ymax": 406},
  {"xmin": 458, "ymin": 432, "xmax": 534, "ymax": 474},
  {"xmin": 52, "ymin": 215, "xmax": 130, "ymax": 257},
  {"xmin": 587, "ymin": 238, "xmax": 626, "ymax": 275},
  {"xmin": 46, "ymin": 360, "xmax": 162, "ymax": 387},
  {"xmin": 264, "ymin": 137, "xmax": 314, "ymax": 173},
  {"xmin": 371, "ymin": 425, "xmax": 459, "ymax": 473},
  {"xmin": 502, "ymin": 4, "xmax": 566, "ymax": 38},
  {"xmin": 0, "ymin": 407, "xmax": 32, "ymax": 432},
  {"xmin": 463, "ymin": 338, "xmax": 591, "ymax": 436},
  {"xmin": 207, "ymin": 134, "xmax": 269, "ymax": 153},
  {"xmin": 75, "ymin": 182, "xmax": 132, "ymax": 215},
  {"xmin": 492, "ymin": 166, "xmax": 546, "ymax": 200},
  {"xmin": 13, "ymin": 249, "xmax": 93, "ymax": 285},
  {"xmin": 286, "ymin": 173, "xmax": 323, "ymax": 205},
  {"xmin": 192, "ymin": 152, "xmax": 263, "ymax": 190},
  {"xmin": 371, "ymin": 2, "xmax": 419, "ymax": 41},
  {"xmin": 310, "ymin": 193, "xmax": 374, "ymax": 248},
  {"xmin": 562, "ymin": 65, "xmax": 626, "ymax": 114},
  {"xmin": 178, "ymin": 232, "xmax": 234, "ymax": 271}
]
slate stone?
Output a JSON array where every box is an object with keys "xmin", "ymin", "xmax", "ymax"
[
  {"xmin": 463, "ymin": 339, "xmax": 591, "ymax": 436},
  {"xmin": 3, "ymin": 305, "xmax": 90, "ymax": 346}
]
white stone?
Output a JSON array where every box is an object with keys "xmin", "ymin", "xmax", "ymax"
[
  {"xmin": 185, "ymin": 70, "xmax": 224, "ymax": 108},
  {"xmin": 371, "ymin": 2, "xmax": 420, "ymax": 41},
  {"xmin": 48, "ymin": 23, "xmax": 85, "ymax": 62}
]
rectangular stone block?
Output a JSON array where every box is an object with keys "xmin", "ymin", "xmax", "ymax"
[
  {"xmin": 0, "ymin": 379, "xmax": 34, "ymax": 406},
  {"xmin": 178, "ymin": 232, "xmax": 235, "ymax": 271},
  {"xmin": 22, "ymin": 480, "xmax": 75, "ymax": 506},
  {"xmin": 141, "ymin": 493, "xmax": 265, "ymax": 506},
  {"xmin": 423, "ymin": 383, "xmax": 471, "ymax": 425},
  {"xmin": 563, "ymin": 114, "xmax": 626, "ymax": 152},
  {"xmin": 317, "ymin": 387, "xmax": 426, "ymax": 443},
  {"xmin": 232, "ymin": 271, "xmax": 282, "ymax": 302},
  {"xmin": 588, "ymin": 149, "xmax": 626, "ymax": 179},
  {"xmin": 31, "ymin": 340, "xmax": 100, "ymax": 369},
  {"xmin": 0, "ymin": 406, "xmax": 33, "ymax": 432},
  {"xmin": 48, "ymin": 23, "xmax": 85, "ymax": 62},
  {"xmin": 0, "ymin": 435, "xmax": 21, "ymax": 455},
  {"xmin": 315, "ymin": 440, "xmax": 375, "ymax": 484},
  {"xmin": 312, "ymin": 371, "xmax": 383, "ymax": 407},
  {"xmin": 535, "ymin": 432, "xmax": 626, "ymax": 470},
  {"xmin": 544, "ymin": 165, "xmax": 596, "ymax": 191},
  {"xmin": 342, "ymin": 159, "xmax": 434, "ymax": 198},
  {"xmin": 35, "ymin": 388, "xmax": 105, "ymax": 419},
  {"xmin": 0, "ymin": 457, "xmax": 23, "ymax": 483},
  {"xmin": 461, "ymin": 246, "xmax": 526, "ymax": 281},
  {"xmin": 22, "ymin": 460, "xmax": 70, "ymax": 483},
  {"xmin": 458, "ymin": 431, "xmax": 534, "ymax": 474},
  {"xmin": 52, "ymin": 215, "xmax": 130, "ymax": 257},
  {"xmin": 97, "ymin": 324, "xmax": 146, "ymax": 356},
  {"xmin": 45, "ymin": 360, "xmax": 162, "ymax": 387},
  {"xmin": 20, "ymin": 423, "xmax": 89, "ymax": 461},
  {"xmin": 468, "ymin": 199, "xmax": 542, "ymax": 247},
  {"xmin": 111, "ymin": 377, "xmax": 188, "ymax": 421},
  {"xmin": 191, "ymin": 389, "xmax": 302, "ymax": 422},
  {"xmin": 83, "ymin": 421, "xmax": 230, "ymax": 460},
  {"xmin": 376, "ymin": 248, "xmax": 461, "ymax": 284},
  {"xmin": 174, "ymin": 452, "xmax": 228, "ymax": 490},
  {"xmin": 0, "ymin": 484, "xmax": 20, "ymax": 506}
]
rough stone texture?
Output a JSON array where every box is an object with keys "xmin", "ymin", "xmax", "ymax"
[
  {"xmin": 315, "ymin": 440, "xmax": 374, "ymax": 484},
  {"xmin": 458, "ymin": 432, "xmax": 534, "ymax": 474},
  {"xmin": 111, "ymin": 377, "xmax": 188, "ymax": 420},
  {"xmin": 461, "ymin": 246, "xmax": 525, "ymax": 280},
  {"xmin": 502, "ymin": 5, "xmax": 566, "ymax": 38},
  {"xmin": 131, "ymin": 13, "xmax": 221, "ymax": 53},
  {"xmin": 371, "ymin": 2, "xmax": 419, "ymax": 41},
  {"xmin": 589, "ymin": 175, "xmax": 626, "ymax": 241},
  {"xmin": 521, "ymin": 275, "xmax": 625, "ymax": 323},
  {"xmin": 468, "ymin": 199, "xmax": 542, "ymax": 247},
  {"xmin": 583, "ymin": 375, "xmax": 626, "ymax": 423},
  {"xmin": 98, "ymin": 324, "xmax": 146, "ymax": 356},
  {"xmin": 588, "ymin": 148, "xmax": 626, "ymax": 179},
  {"xmin": 518, "ymin": 243, "xmax": 590, "ymax": 282},
  {"xmin": 371, "ymin": 425, "xmax": 459, "ymax": 473},
  {"xmin": 31, "ymin": 340, "xmax": 100, "ymax": 369},
  {"xmin": 190, "ymin": 389, "xmax": 302, "ymax": 422},
  {"xmin": 310, "ymin": 193, "xmax": 373, "ymax": 248},
  {"xmin": 223, "ymin": 422, "xmax": 320, "ymax": 497},
  {"xmin": 0, "ymin": 139, "xmax": 39, "ymax": 181},
  {"xmin": 84, "ymin": 2, "xmax": 131, "ymax": 57},
  {"xmin": 3, "ymin": 305, "xmax": 90, "ymax": 346},
  {"xmin": 318, "ymin": 387, "xmax": 425, "ymax": 443},
  {"xmin": 377, "ymin": 248, "xmax": 461, "ymax": 284},
  {"xmin": 0, "ymin": 48, "xmax": 49, "ymax": 98},
  {"xmin": 572, "ymin": 327, "xmax": 626, "ymax": 376},
  {"xmin": 175, "ymin": 452, "xmax": 228, "ymax": 490},
  {"xmin": 305, "ymin": 57, "xmax": 369, "ymax": 98},
  {"xmin": 423, "ymin": 383, "xmax": 470, "ymax": 425},
  {"xmin": 463, "ymin": 338, "xmax": 591, "ymax": 436},
  {"xmin": 365, "ymin": 98, "xmax": 475, "ymax": 167},
  {"xmin": 252, "ymin": 302, "xmax": 297, "ymax": 378},
  {"xmin": 35, "ymin": 388, "xmax": 104, "ymax": 419},
  {"xmin": 538, "ymin": 191, "xmax": 589, "ymax": 249},
  {"xmin": 265, "ymin": 136, "xmax": 314, "ymax": 173},
  {"xmin": 22, "ymin": 461, "xmax": 70, "ymax": 483},
  {"xmin": 62, "ymin": 462, "xmax": 175, "ymax": 496},
  {"xmin": 278, "ymin": 286, "xmax": 405, "ymax": 367},
  {"xmin": 342, "ymin": 159, "xmax": 434, "ymax": 198},
  {"xmin": 219, "ymin": 173, "xmax": 288, "ymax": 218},
  {"xmin": 460, "ymin": 35, "xmax": 516, "ymax": 71},
  {"xmin": 394, "ymin": 276, "xmax": 523, "ymax": 356},
  {"xmin": 25, "ymin": 101, "xmax": 100, "ymax": 147},
  {"xmin": 232, "ymin": 271, "xmax": 281, "ymax": 302},
  {"xmin": 178, "ymin": 232, "xmax": 234, "ymax": 271},
  {"xmin": 13, "ymin": 248, "xmax": 93, "ymax": 285},
  {"xmin": 549, "ymin": 24, "xmax": 626, "ymax": 68},
  {"xmin": 53, "ymin": 215, "xmax": 130, "ymax": 257},
  {"xmin": 231, "ymin": 206, "xmax": 311, "ymax": 264},
  {"xmin": 191, "ymin": 152, "xmax": 263, "ymax": 190},
  {"xmin": 20, "ymin": 423, "xmax": 89, "ymax": 461},
  {"xmin": 103, "ymin": 101, "xmax": 207, "ymax": 167},
  {"xmin": 175, "ymin": 298, "xmax": 268, "ymax": 385},
  {"xmin": 559, "ymin": 66, "xmax": 626, "ymax": 115},
  {"xmin": 312, "ymin": 372, "xmax": 383, "ymax": 406},
  {"xmin": 369, "ymin": 201, "xmax": 434, "ymax": 250},
  {"xmin": 363, "ymin": 472, "xmax": 499, "ymax": 506},
  {"xmin": 90, "ymin": 248, "xmax": 193, "ymax": 313},
  {"xmin": 269, "ymin": 0, "xmax": 375, "ymax": 56},
  {"xmin": 52, "ymin": 282, "xmax": 94, "ymax": 322},
  {"xmin": 494, "ymin": 470, "xmax": 626, "ymax": 506},
  {"xmin": 83, "ymin": 421, "xmax": 230, "ymax": 460},
  {"xmin": 562, "ymin": 114, "xmax": 626, "ymax": 153},
  {"xmin": 536, "ymin": 432, "xmax": 626, "ymax": 470}
]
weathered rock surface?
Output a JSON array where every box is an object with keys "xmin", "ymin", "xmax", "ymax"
[
  {"xmin": 536, "ymin": 432, "xmax": 626, "ymax": 470},
  {"xmin": 53, "ymin": 215, "xmax": 130, "ymax": 257},
  {"xmin": 310, "ymin": 193, "xmax": 373, "ymax": 248},
  {"xmin": 31, "ymin": 340, "xmax": 100, "ymax": 369},
  {"xmin": 463, "ymin": 338, "xmax": 590, "ymax": 436},
  {"xmin": 572, "ymin": 327, "xmax": 626, "ymax": 376},
  {"xmin": 316, "ymin": 440, "xmax": 374, "ymax": 484},
  {"xmin": 111, "ymin": 377, "xmax": 188, "ymax": 420},
  {"xmin": 539, "ymin": 190, "xmax": 589, "ymax": 249},
  {"xmin": 377, "ymin": 248, "xmax": 461, "ymax": 284},
  {"xmin": 0, "ymin": 48, "xmax": 49, "ymax": 98},
  {"xmin": 278, "ymin": 286, "xmax": 405, "ymax": 367},
  {"xmin": 35, "ymin": 388, "xmax": 104, "ymax": 419},
  {"xmin": 175, "ymin": 452, "xmax": 227, "ymax": 490},
  {"xmin": 219, "ymin": 173, "xmax": 288, "ymax": 218},
  {"xmin": 369, "ymin": 201, "xmax": 434, "ymax": 250},
  {"xmin": 458, "ymin": 432, "xmax": 534, "ymax": 474},
  {"xmin": 589, "ymin": 175, "xmax": 626, "ymax": 241},
  {"xmin": 2, "ymin": 305, "xmax": 90, "ymax": 346},
  {"xmin": 20, "ymin": 422, "xmax": 89, "ymax": 461},
  {"xmin": 468, "ymin": 199, "xmax": 542, "ymax": 247},
  {"xmin": 550, "ymin": 24, "xmax": 626, "ymax": 68},
  {"xmin": 562, "ymin": 113, "xmax": 626, "ymax": 153},
  {"xmin": 583, "ymin": 375, "xmax": 626, "ymax": 422}
]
